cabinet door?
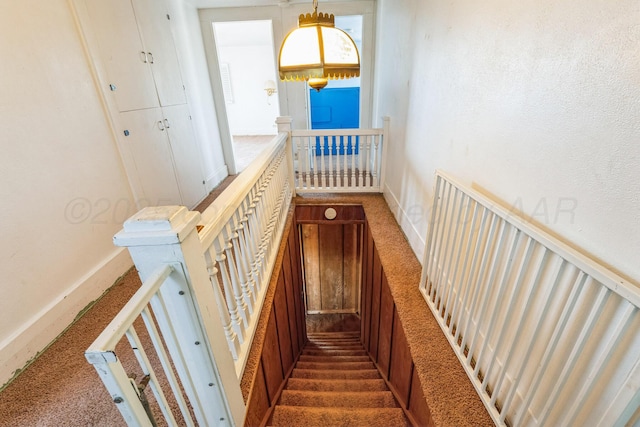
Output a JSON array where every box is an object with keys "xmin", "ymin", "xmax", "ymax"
[
  {"xmin": 162, "ymin": 104, "xmax": 206, "ymax": 208},
  {"xmin": 132, "ymin": 0, "xmax": 187, "ymax": 107},
  {"xmin": 84, "ymin": 0, "xmax": 158, "ymax": 112},
  {"xmin": 119, "ymin": 108, "xmax": 182, "ymax": 206}
]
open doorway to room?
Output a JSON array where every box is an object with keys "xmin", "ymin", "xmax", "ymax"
[{"xmin": 212, "ymin": 20, "xmax": 280, "ymax": 173}]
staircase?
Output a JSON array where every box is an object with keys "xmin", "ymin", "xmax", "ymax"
[{"xmin": 268, "ymin": 331, "xmax": 409, "ymax": 426}]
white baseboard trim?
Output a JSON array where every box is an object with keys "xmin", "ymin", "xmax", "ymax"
[
  {"xmin": 383, "ymin": 184, "xmax": 426, "ymax": 263},
  {"xmin": 0, "ymin": 248, "xmax": 133, "ymax": 389},
  {"xmin": 206, "ymin": 164, "xmax": 229, "ymax": 193}
]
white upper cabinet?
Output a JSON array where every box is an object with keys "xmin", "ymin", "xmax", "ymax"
[
  {"xmin": 84, "ymin": 0, "xmax": 158, "ymax": 111},
  {"xmin": 76, "ymin": 0, "xmax": 207, "ymax": 209},
  {"xmin": 84, "ymin": 0, "xmax": 185, "ymax": 112},
  {"xmin": 132, "ymin": 0, "xmax": 187, "ymax": 107}
]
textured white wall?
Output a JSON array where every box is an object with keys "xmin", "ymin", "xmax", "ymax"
[
  {"xmin": 375, "ymin": 0, "xmax": 640, "ymax": 282},
  {"xmin": 0, "ymin": 0, "xmax": 135, "ymax": 386},
  {"xmin": 217, "ymin": 44, "xmax": 280, "ymax": 135}
]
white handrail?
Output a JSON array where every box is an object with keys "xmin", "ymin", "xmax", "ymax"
[
  {"xmin": 197, "ymin": 132, "xmax": 292, "ymax": 375},
  {"xmin": 199, "ymin": 133, "xmax": 287, "ymax": 246},
  {"xmin": 86, "ymin": 265, "xmax": 174, "ymax": 353},
  {"xmin": 434, "ymin": 169, "xmax": 640, "ymax": 308},
  {"xmin": 92, "ymin": 117, "xmax": 389, "ymax": 426},
  {"xmin": 420, "ymin": 171, "xmax": 640, "ymax": 427}
]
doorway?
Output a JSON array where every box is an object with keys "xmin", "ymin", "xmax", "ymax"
[{"xmin": 211, "ymin": 20, "xmax": 280, "ymax": 173}]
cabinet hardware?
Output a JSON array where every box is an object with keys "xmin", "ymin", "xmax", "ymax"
[
  {"xmin": 147, "ymin": 52, "xmax": 154, "ymax": 64},
  {"xmin": 163, "ymin": 119, "xmax": 170, "ymax": 129},
  {"xmin": 140, "ymin": 51, "xmax": 148, "ymax": 63},
  {"xmin": 109, "ymin": 84, "xmax": 116, "ymax": 91},
  {"xmin": 123, "ymin": 130, "xmax": 130, "ymax": 136},
  {"xmin": 157, "ymin": 121, "xmax": 165, "ymax": 131},
  {"xmin": 166, "ymin": 14, "xmax": 170, "ymax": 20}
]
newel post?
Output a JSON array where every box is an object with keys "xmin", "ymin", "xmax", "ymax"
[
  {"xmin": 379, "ymin": 116, "xmax": 391, "ymax": 193},
  {"xmin": 113, "ymin": 206, "xmax": 245, "ymax": 427},
  {"xmin": 277, "ymin": 116, "xmax": 296, "ymax": 197}
]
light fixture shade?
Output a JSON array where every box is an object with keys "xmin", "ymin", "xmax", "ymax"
[{"xmin": 278, "ymin": 11, "xmax": 360, "ymax": 88}]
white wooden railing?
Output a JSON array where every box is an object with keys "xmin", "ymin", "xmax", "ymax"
[
  {"xmin": 86, "ymin": 124, "xmax": 293, "ymax": 426},
  {"xmin": 291, "ymin": 117, "xmax": 389, "ymax": 193},
  {"xmin": 85, "ymin": 117, "xmax": 392, "ymax": 426},
  {"xmin": 420, "ymin": 171, "xmax": 640, "ymax": 427}
]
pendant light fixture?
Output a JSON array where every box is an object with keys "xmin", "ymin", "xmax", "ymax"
[{"xmin": 278, "ymin": 0, "xmax": 360, "ymax": 91}]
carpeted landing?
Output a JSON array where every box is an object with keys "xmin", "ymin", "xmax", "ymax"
[{"xmin": 268, "ymin": 331, "xmax": 408, "ymax": 427}]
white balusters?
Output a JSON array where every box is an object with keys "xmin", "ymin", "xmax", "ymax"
[
  {"xmin": 205, "ymin": 253, "xmax": 240, "ymax": 359},
  {"xmin": 288, "ymin": 122, "xmax": 389, "ymax": 193},
  {"xmin": 364, "ymin": 136, "xmax": 371, "ymax": 188},
  {"xmin": 198, "ymin": 134, "xmax": 292, "ymax": 375},
  {"xmin": 420, "ymin": 171, "xmax": 640, "ymax": 426},
  {"xmin": 350, "ymin": 136, "xmax": 357, "ymax": 189}
]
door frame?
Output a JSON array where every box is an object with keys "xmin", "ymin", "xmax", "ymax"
[
  {"xmin": 199, "ymin": 1, "xmax": 376, "ymax": 173},
  {"xmin": 199, "ymin": 6, "xmax": 285, "ymax": 175}
]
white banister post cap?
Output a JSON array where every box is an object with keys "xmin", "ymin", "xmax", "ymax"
[
  {"xmin": 113, "ymin": 206, "xmax": 202, "ymax": 247},
  {"xmin": 276, "ymin": 116, "xmax": 293, "ymax": 132}
]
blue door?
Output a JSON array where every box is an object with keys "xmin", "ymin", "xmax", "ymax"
[{"xmin": 310, "ymin": 87, "xmax": 360, "ymax": 156}]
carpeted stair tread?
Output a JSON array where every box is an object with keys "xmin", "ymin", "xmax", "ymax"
[
  {"xmin": 305, "ymin": 338, "xmax": 362, "ymax": 344},
  {"xmin": 304, "ymin": 343, "xmax": 364, "ymax": 348},
  {"xmin": 279, "ymin": 390, "xmax": 398, "ymax": 408},
  {"xmin": 295, "ymin": 361, "xmax": 376, "ymax": 370},
  {"xmin": 307, "ymin": 332, "xmax": 360, "ymax": 338},
  {"xmin": 268, "ymin": 332, "xmax": 407, "ymax": 426},
  {"xmin": 269, "ymin": 405, "xmax": 408, "ymax": 426},
  {"xmin": 307, "ymin": 341, "xmax": 362, "ymax": 347},
  {"xmin": 298, "ymin": 355, "xmax": 371, "ymax": 363},
  {"xmin": 302, "ymin": 350, "xmax": 367, "ymax": 356},
  {"xmin": 285, "ymin": 378, "xmax": 389, "ymax": 392},
  {"xmin": 291, "ymin": 368, "xmax": 381, "ymax": 380}
]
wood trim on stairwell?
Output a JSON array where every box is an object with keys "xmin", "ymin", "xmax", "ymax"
[{"xmin": 360, "ymin": 222, "xmax": 435, "ymax": 427}]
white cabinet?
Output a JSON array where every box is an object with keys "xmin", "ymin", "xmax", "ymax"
[
  {"xmin": 85, "ymin": 0, "xmax": 186, "ymax": 111},
  {"xmin": 78, "ymin": 0, "xmax": 207, "ymax": 208},
  {"xmin": 119, "ymin": 106, "xmax": 204, "ymax": 207},
  {"xmin": 131, "ymin": 0, "xmax": 187, "ymax": 107},
  {"xmin": 162, "ymin": 104, "xmax": 206, "ymax": 208},
  {"xmin": 118, "ymin": 108, "xmax": 182, "ymax": 206}
]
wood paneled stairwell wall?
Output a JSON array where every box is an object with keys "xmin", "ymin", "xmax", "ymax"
[{"xmin": 244, "ymin": 206, "xmax": 432, "ymax": 426}]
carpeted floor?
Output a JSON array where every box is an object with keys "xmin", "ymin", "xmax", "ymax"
[
  {"xmin": 0, "ymin": 177, "xmax": 236, "ymax": 427},
  {"xmin": 0, "ymin": 187, "xmax": 492, "ymax": 427},
  {"xmin": 233, "ymin": 135, "xmax": 276, "ymax": 172}
]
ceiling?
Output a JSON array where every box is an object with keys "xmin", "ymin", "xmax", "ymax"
[{"xmin": 188, "ymin": 0, "xmax": 360, "ymax": 10}]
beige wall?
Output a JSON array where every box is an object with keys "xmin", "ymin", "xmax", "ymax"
[
  {"xmin": 0, "ymin": 0, "xmax": 229, "ymax": 387},
  {"xmin": 0, "ymin": 0, "xmax": 137, "ymax": 386},
  {"xmin": 374, "ymin": 0, "xmax": 640, "ymax": 283}
]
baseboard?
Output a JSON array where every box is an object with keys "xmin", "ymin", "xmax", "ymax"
[
  {"xmin": 0, "ymin": 248, "xmax": 133, "ymax": 389},
  {"xmin": 206, "ymin": 164, "xmax": 229, "ymax": 193},
  {"xmin": 382, "ymin": 184, "xmax": 426, "ymax": 263}
]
